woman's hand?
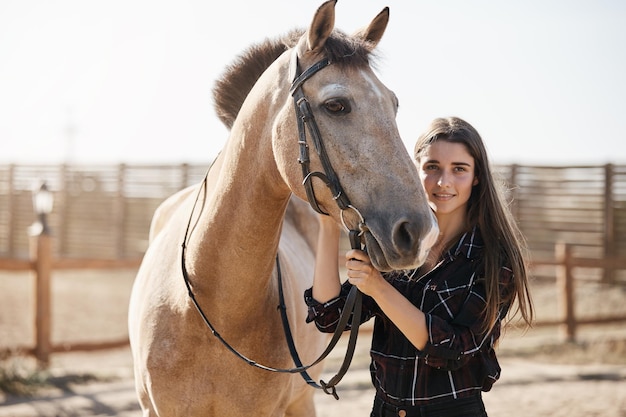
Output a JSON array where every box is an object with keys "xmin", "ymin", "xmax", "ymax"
[
  {"xmin": 345, "ymin": 248, "xmax": 429, "ymax": 350},
  {"xmin": 344, "ymin": 249, "xmax": 386, "ymax": 297}
]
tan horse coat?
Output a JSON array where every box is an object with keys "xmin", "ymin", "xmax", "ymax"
[{"xmin": 128, "ymin": 2, "xmax": 438, "ymax": 416}]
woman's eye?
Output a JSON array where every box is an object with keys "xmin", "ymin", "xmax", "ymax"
[{"xmin": 323, "ymin": 99, "xmax": 350, "ymax": 114}]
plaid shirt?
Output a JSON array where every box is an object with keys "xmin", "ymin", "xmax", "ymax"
[{"xmin": 304, "ymin": 226, "xmax": 512, "ymax": 406}]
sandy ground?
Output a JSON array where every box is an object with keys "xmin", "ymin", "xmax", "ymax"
[
  {"xmin": 1, "ymin": 270, "xmax": 626, "ymax": 416},
  {"xmin": 1, "ymin": 327, "xmax": 626, "ymax": 417}
]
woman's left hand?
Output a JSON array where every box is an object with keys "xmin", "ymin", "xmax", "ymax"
[
  {"xmin": 345, "ymin": 249, "xmax": 386, "ymax": 297},
  {"xmin": 346, "ymin": 248, "xmax": 429, "ymax": 350}
]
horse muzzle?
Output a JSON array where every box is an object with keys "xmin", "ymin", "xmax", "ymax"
[{"xmin": 362, "ymin": 214, "xmax": 439, "ymax": 272}]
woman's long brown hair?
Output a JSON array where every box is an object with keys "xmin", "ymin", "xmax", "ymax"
[{"xmin": 414, "ymin": 117, "xmax": 534, "ymax": 333}]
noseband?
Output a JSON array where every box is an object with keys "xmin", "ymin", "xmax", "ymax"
[{"xmin": 180, "ymin": 50, "xmax": 366, "ymax": 400}]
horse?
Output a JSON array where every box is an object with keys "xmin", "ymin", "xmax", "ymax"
[{"xmin": 128, "ymin": 1, "xmax": 439, "ymax": 415}]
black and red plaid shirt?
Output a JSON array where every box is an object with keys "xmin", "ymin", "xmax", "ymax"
[{"xmin": 304, "ymin": 226, "xmax": 513, "ymax": 406}]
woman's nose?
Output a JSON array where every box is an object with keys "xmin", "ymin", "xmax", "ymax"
[{"xmin": 437, "ymin": 171, "xmax": 451, "ymax": 187}]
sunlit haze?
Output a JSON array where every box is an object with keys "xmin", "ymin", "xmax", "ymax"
[{"xmin": 1, "ymin": 0, "xmax": 625, "ymax": 165}]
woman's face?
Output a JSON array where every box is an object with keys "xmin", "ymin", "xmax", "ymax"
[{"xmin": 417, "ymin": 140, "xmax": 478, "ymax": 221}]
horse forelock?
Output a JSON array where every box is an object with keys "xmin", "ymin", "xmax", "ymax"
[
  {"xmin": 212, "ymin": 28, "xmax": 376, "ymax": 130},
  {"xmin": 321, "ymin": 29, "xmax": 375, "ymax": 69}
]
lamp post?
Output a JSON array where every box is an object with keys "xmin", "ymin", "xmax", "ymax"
[
  {"xmin": 30, "ymin": 180, "xmax": 54, "ymax": 367},
  {"xmin": 31, "ymin": 180, "xmax": 54, "ymax": 236}
]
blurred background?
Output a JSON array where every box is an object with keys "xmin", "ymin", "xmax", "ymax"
[{"xmin": 1, "ymin": 1, "xmax": 625, "ymax": 416}]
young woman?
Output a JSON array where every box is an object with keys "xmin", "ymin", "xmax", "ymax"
[{"xmin": 305, "ymin": 117, "xmax": 534, "ymax": 417}]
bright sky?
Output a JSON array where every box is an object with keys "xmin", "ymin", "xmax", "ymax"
[{"xmin": 1, "ymin": 0, "xmax": 625, "ymax": 165}]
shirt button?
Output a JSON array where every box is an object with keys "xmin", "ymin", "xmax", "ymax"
[{"xmin": 398, "ymin": 410, "xmax": 407, "ymax": 417}]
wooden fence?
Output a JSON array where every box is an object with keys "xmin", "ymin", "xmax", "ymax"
[
  {"xmin": 501, "ymin": 163, "xmax": 626, "ymax": 282},
  {"xmin": 1, "ymin": 162, "xmax": 626, "ymax": 364},
  {"xmin": 0, "ymin": 163, "xmax": 208, "ymax": 260},
  {"xmin": 0, "ymin": 233, "xmax": 141, "ymax": 366},
  {"xmin": 531, "ymin": 243, "xmax": 626, "ymax": 341},
  {"xmin": 2, "ymin": 163, "xmax": 625, "ymax": 278},
  {"xmin": 2, "ymin": 237, "xmax": 624, "ymax": 366}
]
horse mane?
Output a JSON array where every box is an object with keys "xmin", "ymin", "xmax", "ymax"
[{"xmin": 212, "ymin": 29, "xmax": 376, "ymax": 129}]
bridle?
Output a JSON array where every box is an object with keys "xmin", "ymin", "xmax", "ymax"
[
  {"xmin": 289, "ymin": 51, "xmax": 369, "ymax": 233},
  {"xmin": 180, "ymin": 49, "xmax": 368, "ymax": 400}
]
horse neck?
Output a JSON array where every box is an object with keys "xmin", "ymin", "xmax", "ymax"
[{"xmin": 185, "ymin": 85, "xmax": 293, "ymax": 307}]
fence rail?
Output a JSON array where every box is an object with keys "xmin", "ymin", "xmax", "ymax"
[
  {"xmin": 531, "ymin": 243, "xmax": 626, "ymax": 341},
  {"xmin": 0, "ymin": 234, "xmax": 140, "ymax": 365},
  {"xmin": 2, "ymin": 240, "xmax": 624, "ymax": 365}
]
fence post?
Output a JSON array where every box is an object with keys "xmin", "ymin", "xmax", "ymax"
[
  {"xmin": 7, "ymin": 164, "xmax": 16, "ymax": 256},
  {"xmin": 30, "ymin": 233, "xmax": 52, "ymax": 367},
  {"xmin": 555, "ymin": 242, "xmax": 576, "ymax": 342},
  {"xmin": 603, "ymin": 163, "xmax": 615, "ymax": 283},
  {"xmin": 29, "ymin": 180, "xmax": 54, "ymax": 367},
  {"xmin": 114, "ymin": 163, "xmax": 127, "ymax": 258}
]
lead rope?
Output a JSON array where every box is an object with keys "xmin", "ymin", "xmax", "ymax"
[
  {"xmin": 319, "ymin": 230, "xmax": 363, "ymax": 397},
  {"xmin": 276, "ymin": 228, "xmax": 364, "ymax": 400},
  {"xmin": 181, "ymin": 176, "xmax": 366, "ymax": 398}
]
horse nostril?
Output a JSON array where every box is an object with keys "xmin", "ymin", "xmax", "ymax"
[{"xmin": 393, "ymin": 220, "xmax": 418, "ymax": 254}]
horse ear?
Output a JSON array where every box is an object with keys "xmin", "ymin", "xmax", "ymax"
[
  {"xmin": 306, "ymin": 0, "xmax": 337, "ymax": 52},
  {"xmin": 354, "ymin": 7, "xmax": 389, "ymax": 49}
]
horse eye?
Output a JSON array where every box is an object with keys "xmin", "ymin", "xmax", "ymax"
[{"xmin": 323, "ymin": 99, "xmax": 350, "ymax": 115}]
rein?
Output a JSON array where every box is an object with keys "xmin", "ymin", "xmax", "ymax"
[
  {"xmin": 180, "ymin": 51, "xmax": 367, "ymax": 400},
  {"xmin": 287, "ymin": 51, "xmax": 367, "ymax": 398}
]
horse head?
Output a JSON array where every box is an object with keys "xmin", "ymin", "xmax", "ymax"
[{"xmin": 272, "ymin": 1, "xmax": 438, "ymax": 271}]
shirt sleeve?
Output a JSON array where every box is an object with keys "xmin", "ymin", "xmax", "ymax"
[
  {"xmin": 419, "ymin": 266, "xmax": 513, "ymax": 371},
  {"xmin": 304, "ymin": 280, "xmax": 377, "ymax": 333}
]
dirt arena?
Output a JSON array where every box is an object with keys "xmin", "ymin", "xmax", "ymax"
[{"xmin": 1, "ymin": 269, "xmax": 626, "ymax": 416}]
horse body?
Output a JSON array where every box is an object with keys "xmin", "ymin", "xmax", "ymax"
[{"xmin": 129, "ymin": 2, "xmax": 438, "ymax": 416}]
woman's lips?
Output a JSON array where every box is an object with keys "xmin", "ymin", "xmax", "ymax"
[{"xmin": 433, "ymin": 192, "xmax": 454, "ymax": 200}]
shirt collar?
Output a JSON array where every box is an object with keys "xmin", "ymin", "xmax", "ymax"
[{"xmin": 443, "ymin": 225, "xmax": 484, "ymax": 262}]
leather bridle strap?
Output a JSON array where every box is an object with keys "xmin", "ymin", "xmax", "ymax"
[
  {"xmin": 319, "ymin": 229, "xmax": 363, "ymax": 397},
  {"xmin": 290, "ymin": 57, "xmax": 351, "ymax": 214},
  {"xmin": 181, "ymin": 178, "xmax": 353, "ymax": 376},
  {"xmin": 289, "ymin": 53, "xmax": 369, "ymax": 243},
  {"xmin": 276, "ymin": 246, "xmax": 362, "ymax": 399},
  {"xmin": 286, "ymin": 53, "xmax": 365, "ymax": 398},
  {"xmin": 180, "ymin": 166, "xmax": 363, "ymax": 400}
]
